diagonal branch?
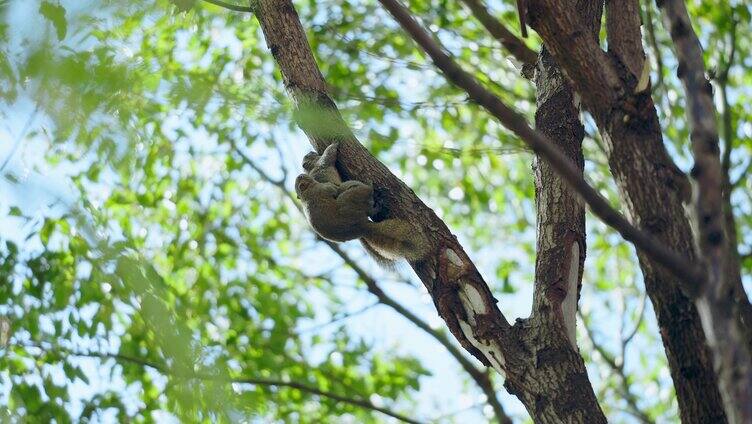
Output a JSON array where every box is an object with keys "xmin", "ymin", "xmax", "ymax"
[
  {"xmin": 16, "ymin": 342, "xmax": 421, "ymax": 424},
  {"xmin": 254, "ymin": 0, "xmax": 512, "ymax": 378},
  {"xmin": 327, "ymin": 243, "xmax": 512, "ymax": 424},
  {"xmin": 376, "ymin": 0, "xmax": 705, "ymax": 290},
  {"xmin": 458, "ymin": 0, "xmax": 538, "ymax": 68}
]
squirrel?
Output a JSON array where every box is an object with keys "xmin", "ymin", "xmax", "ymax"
[
  {"xmin": 295, "ymin": 172, "xmax": 429, "ymax": 263},
  {"xmin": 302, "ymin": 142, "xmax": 342, "ymax": 185}
]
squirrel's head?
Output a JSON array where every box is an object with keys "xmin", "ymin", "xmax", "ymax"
[
  {"xmin": 294, "ymin": 174, "xmax": 315, "ymax": 198},
  {"xmin": 302, "ymin": 152, "xmax": 318, "ymax": 172}
]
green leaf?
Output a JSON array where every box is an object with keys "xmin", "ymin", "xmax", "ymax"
[
  {"xmin": 39, "ymin": 1, "xmax": 67, "ymax": 41},
  {"xmin": 8, "ymin": 206, "xmax": 23, "ymax": 217},
  {"xmin": 169, "ymin": 0, "xmax": 196, "ymax": 12},
  {"xmin": 64, "ymin": 362, "xmax": 90, "ymax": 385}
]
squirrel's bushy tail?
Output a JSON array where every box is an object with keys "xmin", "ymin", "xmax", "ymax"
[
  {"xmin": 361, "ymin": 219, "xmax": 428, "ymax": 263},
  {"xmin": 360, "ymin": 239, "xmax": 398, "ymax": 269}
]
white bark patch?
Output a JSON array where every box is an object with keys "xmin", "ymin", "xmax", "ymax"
[
  {"xmin": 445, "ymin": 248, "xmax": 463, "ymax": 267},
  {"xmin": 459, "ymin": 284, "xmax": 487, "ymax": 315},
  {"xmin": 562, "ymin": 242, "xmax": 580, "ymax": 350},
  {"xmin": 442, "ymin": 249, "xmax": 505, "ymax": 372},
  {"xmin": 457, "ymin": 286, "xmax": 504, "ymax": 373},
  {"xmin": 635, "ymin": 60, "xmax": 651, "ymax": 93},
  {"xmin": 458, "ymin": 320, "xmax": 506, "ymax": 376},
  {"xmin": 697, "ymin": 298, "xmax": 717, "ymax": 346},
  {"xmin": 458, "ymin": 291, "xmax": 477, "ymax": 326}
]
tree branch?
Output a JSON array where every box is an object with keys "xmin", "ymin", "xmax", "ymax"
[
  {"xmin": 458, "ymin": 0, "xmax": 538, "ymax": 69},
  {"xmin": 657, "ymin": 2, "xmax": 724, "ymax": 287},
  {"xmin": 200, "ymin": 0, "xmax": 254, "ymax": 13},
  {"xmin": 642, "ymin": 1, "xmax": 665, "ymax": 89},
  {"xmin": 605, "ymin": 0, "xmax": 645, "ymax": 78},
  {"xmin": 524, "ymin": 0, "xmax": 733, "ymax": 420},
  {"xmin": 327, "ymin": 243, "xmax": 512, "ymax": 424},
  {"xmin": 255, "ymin": 0, "xmax": 514, "ymax": 382},
  {"xmin": 714, "ymin": 20, "xmax": 752, "ymax": 351},
  {"xmin": 16, "ymin": 342, "xmax": 422, "ymax": 424},
  {"xmin": 377, "ymin": 0, "xmax": 705, "ymax": 290},
  {"xmin": 621, "ymin": 292, "xmax": 647, "ymax": 349},
  {"xmin": 579, "ymin": 314, "xmax": 653, "ymax": 424},
  {"xmin": 527, "ymin": 0, "xmax": 600, "ymax": 354}
]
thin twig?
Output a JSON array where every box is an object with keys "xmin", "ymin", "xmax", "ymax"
[
  {"xmin": 295, "ymin": 302, "xmax": 379, "ymax": 334},
  {"xmin": 316, "ymin": 23, "xmax": 432, "ymax": 70},
  {"xmin": 13, "ymin": 342, "xmax": 423, "ymax": 424},
  {"xmin": 622, "ymin": 292, "xmax": 647, "ymax": 348},
  {"xmin": 230, "ymin": 139, "xmax": 286, "ymax": 187},
  {"xmin": 459, "ymin": 0, "xmax": 538, "ymax": 68},
  {"xmin": 731, "ymin": 160, "xmax": 751, "ymax": 188},
  {"xmin": 0, "ymin": 106, "xmax": 39, "ymax": 175},
  {"xmin": 578, "ymin": 313, "xmax": 654, "ymax": 424}
]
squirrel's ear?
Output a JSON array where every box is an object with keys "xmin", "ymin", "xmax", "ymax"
[
  {"xmin": 295, "ymin": 174, "xmax": 313, "ymax": 193},
  {"xmin": 302, "ymin": 152, "xmax": 318, "ymax": 170}
]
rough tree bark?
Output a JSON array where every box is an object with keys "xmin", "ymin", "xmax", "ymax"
[
  {"xmin": 253, "ymin": 1, "xmax": 607, "ymax": 421},
  {"xmin": 715, "ymin": 20, "xmax": 752, "ymax": 348},
  {"xmin": 530, "ymin": 0, "xmax": 601, "ymax": 358}
]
